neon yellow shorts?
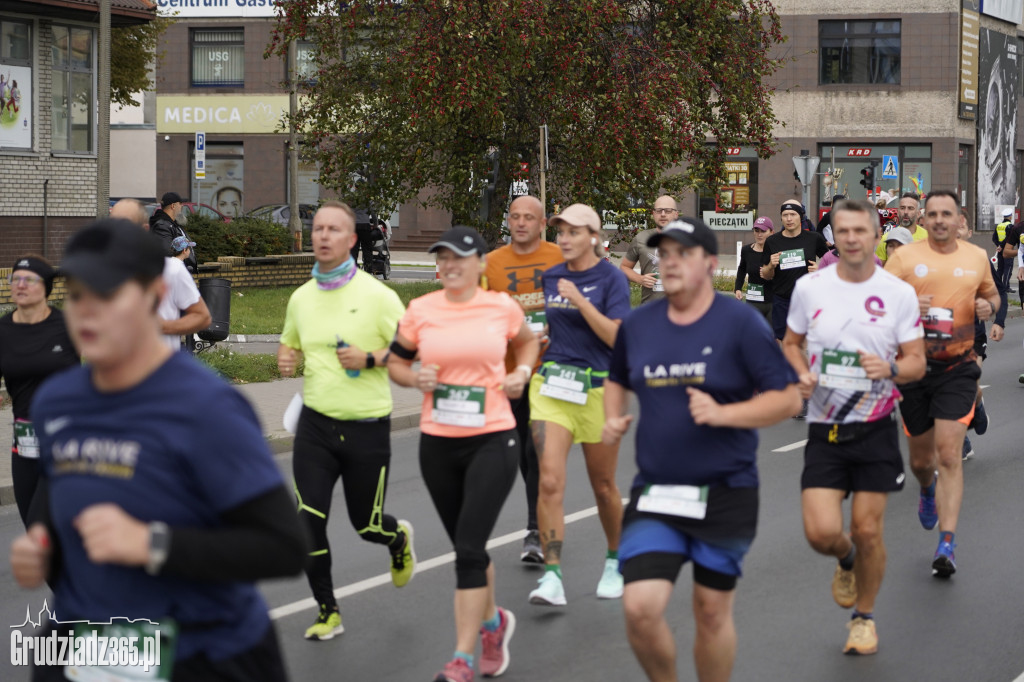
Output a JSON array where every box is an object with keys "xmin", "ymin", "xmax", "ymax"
[{"xmin": 528, "ymin": 373, "xmax": 605, "ymax": 444}]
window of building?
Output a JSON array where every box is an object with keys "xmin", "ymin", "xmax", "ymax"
[
  {"xmin": 0, "ymin": 19, "xmax": 32, "ymax": 149},
  {"xmin": 295, "ymin": 41, "xmax": 317, "ymax": 82},
  {"xmin": 51, "ymin": 25, "xmax": 94, "ymax": 153},
  {"xmin": 191, "ymin": 143, "xmax": 244, "ymax": 217},
  {"xmin": 819, "ymin": 20, "xmax": 900, "ymax": 85},
  {"xmin": 191, "ymin": 29, "xmax": 244, "ymax": 87}
]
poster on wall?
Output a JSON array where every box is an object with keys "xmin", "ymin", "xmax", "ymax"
[
  {"xmin": 192, "ymin": 146, "xmax": 244, "ymax": 217},
  {"xmin": 0, "ymin": 65, "xmax": 31, "ymax": 148},
  {"xmin": 977, "ymin": 28, "xmax": 1018, "ymax": 231}
]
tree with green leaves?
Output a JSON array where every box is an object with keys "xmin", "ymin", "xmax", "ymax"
[
  {"xmin": 269, "ymin": 0, "xmax": 785, "ymax": 242},
  {"xmin": 111, "ymin": 16, "xmax": 172, "ymax": 108}
]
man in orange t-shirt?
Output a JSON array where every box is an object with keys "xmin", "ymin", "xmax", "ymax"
[
  {"xmin": 884, "ymin": 190, "xmax": 999, "ymax": 579},
  {"xmin": 484, "ymin": 195, "xmax": 564, "ymax": 564}
]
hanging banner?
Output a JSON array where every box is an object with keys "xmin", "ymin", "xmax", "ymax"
[
  {"xmin": 977, "ymin": 28, "xmax": 1019, "ymax": 231},
  {"xmin": 959, "ymin": 6, "xmax": 980, "ymax": 120}
]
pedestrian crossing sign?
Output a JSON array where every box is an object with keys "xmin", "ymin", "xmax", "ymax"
[{"xmin": 881, "ymin": 155, "xmax": 898, "ymax": 179}]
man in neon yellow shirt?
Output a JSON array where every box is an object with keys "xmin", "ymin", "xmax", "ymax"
[
  {"xmin": 277, "ymin": 201, "xmax": 416, "ymax": 641},
  {"xmin": 877, "ymin": 192, "xmax": 926, "ymax": 261}
]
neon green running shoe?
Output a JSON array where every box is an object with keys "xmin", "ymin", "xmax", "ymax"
[
  {"xmin": 304, "ymin": 605, "xmax": 344, "ymax": 641},
  {"xmin": 391, "ymin": 520, "xmax": 417, "ymax": 588}
]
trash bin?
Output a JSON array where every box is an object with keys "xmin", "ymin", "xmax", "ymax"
[{"xmin": 198, "ymin": 277, "xmax": 231, "ymax": 342}]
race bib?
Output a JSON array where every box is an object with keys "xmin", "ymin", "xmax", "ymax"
[
  {"xmin": 921, "ymin": 306, "xmax": 954, "ymax": 341},
  {"xmin": 538, "ymin": 363, "xmax": 591, "ymax": 405},
  {"xmin": 432, "ymin": 383, "xmax": 486, "ymax": 427},
  {"xmin": 818, "ymin": 349, "xmax": 871, "ymax": 392},
  {"xmin": 525, "ymin": 310, "xmax": 547, "ymax": 334},
  {"xmin": 745, "ymin": 284, "xmax": 765, "ymax": 302},
  {"xmin": 13, "ymin": 419, "xmax": 39, "ymax": 459},
  {"xmin": 66, "ymin": 619, "xmax": 177, "ymax": 681},
  {"xmin": 636, "ymin": 484, "xmax": 708, "ymax": 520},
  {"xmin": 779, "ymin": 249, "xmax": 806, "ymax": 270}
]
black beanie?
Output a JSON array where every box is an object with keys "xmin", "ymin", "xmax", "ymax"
[{"xmin": 11, "ymin": 255, "xmax": 56, "ymax": 297}]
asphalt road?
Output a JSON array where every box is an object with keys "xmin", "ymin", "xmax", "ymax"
[{"xmin": 2, "ymin": 320, "xmax": 1023, "ymax": 681}]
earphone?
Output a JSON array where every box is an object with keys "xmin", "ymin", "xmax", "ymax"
[{"xmin": 590, "ymin": 237, "xmax": 598, "ymax": 245}]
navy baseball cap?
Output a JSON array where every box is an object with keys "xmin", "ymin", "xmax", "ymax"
[{"xmin": 60, "ymin": 219, "xmax": 166, "ymax": 294}]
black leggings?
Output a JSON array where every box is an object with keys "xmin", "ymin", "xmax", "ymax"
[
  {"xmin": 12, "ymin": 451, "xmax": 41, "ymax": 527},
  {"xmin": 350, "ymin": 226, "xmax": 374, "ymax": 269},
  {"xmin": 293, "ymin": 406, "xmax": 401, "ymax": 607},
  {"xmin": 420, "ymin": 430, "xmax": 519, "ymax": 589},
  {"xmin": 510, "ymin": 395, "xmax": 539, "ymax": 531}
]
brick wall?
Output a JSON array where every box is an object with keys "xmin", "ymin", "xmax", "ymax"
[{"xmin": 0, "ymin": 253, "xmax": 317, "ymax": 305}]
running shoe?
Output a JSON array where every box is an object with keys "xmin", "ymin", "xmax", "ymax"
[
  {"xmin": 932, "ymin": 540, "xmax": 957, "ymax": 578},
  {"xmin": 520, "ymin": 530, "xmax": 544, "ymax": 565},
  {"xmin": 304, "ymin": 605, "xmax": 344, "ymax": 641},
  {"xmin": 528, "ymin": 571, "xmax": 567, "ymax": 606},
  {"xmin": 962, "ymin": 436, "xmax": 975, "ymax": 461},
  {"xmin": 843, "ymin": 617, "xmax": 878, "ymax": 655},
  {"xmin": 831, "ymin": 563, "xmax": 857, "ymax": 609},
  {"xmin": 918, "ymin": 473, "xmax": 938, "ymax": 530},
  {"xmin": 479, "ymin": 607, "xmax": 516, "ymax": 678},
  {"xmin": 434, "ymin": 657, "xmax": 474, "ymax": 682},
  {"xmin": 970, "ymin": 397, "xmax": 988, "ymax": 435},
  {"xmin": 595, "ymin": 558, "xmax": 624, "ymax": 599},
  {"xmin": 391, "ymin": 520, "xmax": 417, "ymax": 588}
]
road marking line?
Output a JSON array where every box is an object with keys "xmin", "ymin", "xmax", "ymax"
[
  {"xmin": 980, "ymin": 384, "xmax": 990, "ymax": 389},
  {"xmin": 772, "ymin": 439, "xmax": 807, "ymax": 453},
  {"xmin": 1012, "ymin": 671, "xmax": 1024, "ymax": 682},
  {"xmin": 269, "ymin": 504, "xmax": 603, "ymax": 621}
]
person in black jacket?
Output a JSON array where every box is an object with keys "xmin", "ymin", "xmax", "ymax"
[{"xmin": 149, "ymin": 191, "xmax": 198, "ymax": 272}]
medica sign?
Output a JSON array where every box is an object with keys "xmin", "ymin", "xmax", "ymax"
[{"xmin": 157, "ymin": 95, "xmax": 288, "ymax": 134}]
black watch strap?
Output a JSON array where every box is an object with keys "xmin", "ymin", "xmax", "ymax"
[{"xmin": 366, "ymin": 352, "xmax": 376, "ymax": 369}]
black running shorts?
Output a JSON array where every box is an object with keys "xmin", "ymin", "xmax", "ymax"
[
  {"xmin": 801, "ymin": 413, "xmax": 906, "ymax": 493},
  {"xmin": 898, "ymin": 360, "xmax": 981, "ymax": 437}
]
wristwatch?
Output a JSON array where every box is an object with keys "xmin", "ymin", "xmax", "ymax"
[
  {"xmin": 889, "ymin": 361, "xmax": 899, "ymax": 378},
  {"xmin": 366, "ymin": 352, "xmax": 376, "ymax": 369},
  {"xmin": 146, "ymin": 521, "xmax": 171, "ymax": 576}
]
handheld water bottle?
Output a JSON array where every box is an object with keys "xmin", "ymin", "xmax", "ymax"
[{"xmin": 336, "ymin": 335, "xmax": 361, "ymax": 378}]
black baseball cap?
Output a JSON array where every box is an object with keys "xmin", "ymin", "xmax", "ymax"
[
  {"xmin": 60, "ymin": 219, "xmax": 166, "ymax": 294},
  {"xmin": 161, "ymin": 191, "xmax": 184, "ymax": 207},
  {"xmin": 647, "ymin": 218, "xmax": 718, "ymax": 255},
  {"xmin": 428, "ymin": 225, "xmax": 488, "ymax": 257}
]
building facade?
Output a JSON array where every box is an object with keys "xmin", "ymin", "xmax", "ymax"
[{"xmin": 0, "ymin": 0, "xmax": 154, "ymax": 264}]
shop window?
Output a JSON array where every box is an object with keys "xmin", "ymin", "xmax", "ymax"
[
  {"xmin": 191, "ymin": 143, "xmax": 244, "ymax": 217},
  {"xmin": 191, "ymin": 28, "xmax": 244, "ymax": 88},
  {"xmin": 817, "ymin": 144, "xmax": 930, "ymax": 210},
  {"xmin": 0, "ymin": 18, "xmax": 32, "ymax": 149},
  {"xmin": 51, "ymin": 25, "xmax": 94, "ymax": 153},
  {"xmin": 698, "ymin": 148, "xmax": 760, "ymax": 231},
  {"xmin": 295, "ymin": 41, "xmax": 317, "ymax": 82},
  {"xmin": 819, "ymin": 20, "xmax": 900, "ymax": 85}
]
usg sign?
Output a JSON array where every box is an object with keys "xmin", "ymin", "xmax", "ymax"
[{"xmin": 157, "ymin": 0, "xmax": 282, "ymax": 18}]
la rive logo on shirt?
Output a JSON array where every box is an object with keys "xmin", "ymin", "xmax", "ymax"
[
  {"xmin": 643, "ymin": 362, "xmax": 707, "ymax": 387},
  {"xmin": 51, "ymin": 438, "xmax": 140, "ymax": 479},
  {"xmin": 546, "ymin": 293, "xmax": 593, "ymax": 310}
]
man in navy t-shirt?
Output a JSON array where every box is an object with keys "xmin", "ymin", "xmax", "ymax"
[
  {"xmin": 10, "ymin": 219, "xmax": 307, "ymax": 681},
  {"xmin": 603, "ymin": 217, "xmax": 800, "ymax": 682}
]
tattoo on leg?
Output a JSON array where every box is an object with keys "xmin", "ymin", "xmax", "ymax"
[
  {"xmin": 546, "ymin": 539, "xmax": 563, "ymax": 562},
  {"xmin": 531, "ymin": 421, "xmax": 546, "ymax": 457}
]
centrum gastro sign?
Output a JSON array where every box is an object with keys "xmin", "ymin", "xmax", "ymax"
[
  {"xmin": 157, "ymin": 95, "xmax": 289, "ymax": 134},
  {"xmin": 157, "ymin": 0, "xmax": 282, "ymax": 18}
]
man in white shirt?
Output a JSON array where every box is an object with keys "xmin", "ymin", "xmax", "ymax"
[{"xmin": 110, "ymin": 199, "xmax": 211, "ymax": 351}]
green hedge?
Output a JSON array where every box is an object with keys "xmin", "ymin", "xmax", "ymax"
[{"xmin": 186, "ymin": 215, "xmax": 292, "ymax": 261}]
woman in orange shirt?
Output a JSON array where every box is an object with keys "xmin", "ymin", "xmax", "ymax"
[{"xmin": 389, "ymin": 226, "xmax": 539, "ymax": 682}]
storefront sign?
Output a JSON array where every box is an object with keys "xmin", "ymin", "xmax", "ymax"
[
  {"xmin": 846, "ymin": 148, "xmax": 872, "ymax": 157},
  {"xmin": 960, "ymin": 7, "xmax": 980, "ymax": 120},
  {"xmin": 702, "ymin": 211, "xmax": 754, "ymax": 231},
  {"xmin": 156, "ymin": 0, "xmax": 282, "ymax": 18},
  {"xmin": 157, "ymin": 95, "xmax": 288, "ymax": 133},
  {"xmin": 980, "ymin": 0, "xmax": 1023, "ymax": 24},
  {"xmin": 0, "ymin": 65, "xmax": 32, "ymax": 149}
]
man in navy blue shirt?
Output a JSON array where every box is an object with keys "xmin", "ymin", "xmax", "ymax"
[{"xmin": 604, "ymin": 217, "xmax": 800, "ymax": 682}]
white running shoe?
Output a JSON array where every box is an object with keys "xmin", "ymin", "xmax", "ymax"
[
  {"xmin": 528, "ymin": 571, "xmax": 567, "ymax": 606},
  {"xmin": 596, "ymin": 558, "xmax": 624, "ymax": 599}
]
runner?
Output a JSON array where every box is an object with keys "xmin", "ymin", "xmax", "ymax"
[
  {"xmin": 783, "ymin": 199, "xmax": 926, "ymax": 655},
  {"xmin": 884, "ymin": 190, "xmax": 999, "ymax": 577},
  {"xmin": 0, "ymin": 255, "xmax": 78, "ymax": 526},
  {"xmin": 389, "ymin": 225, "xmax": 540, "ymax": 682},
  {"xmin": 527, "ymin": 203, "xmax": 632, "ymax": 606},
  {"xmin": 277, "ymin": 200, "xmax": 416, "ymax": 641},
  {"xmin": 10, "ymin": 218, "xmax": 307, "ymax": 681},
  {"xmin": 484, "ymin": 195, "xmax": 563, "ymax": 564},
  {"xmin": 620, "ymin": 195, "xmax": 679, "ymax": 305},
  {"xmin": 603, "ymin": 217, "xmax": 800, "ymax": 682},
  {"xmin": 733, "ymin": 217, "xmax": 773, "ymax": 324}
]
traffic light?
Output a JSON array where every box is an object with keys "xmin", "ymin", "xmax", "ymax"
[{"xmin": 859, "ymin": 165, "xmax": 874, "ymax": 191}]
